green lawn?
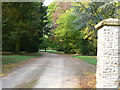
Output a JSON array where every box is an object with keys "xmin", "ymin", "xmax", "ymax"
[
  {"xmin": 72, "ymin": 55, "xmax": 97, "ymax": 65},
  {"xmin": 2, "ymin": 55, "xmax": 37, "ymax": 65},
  {"xmin": 1, "ymin": 52, "xmax": 42, "ymax": 75},
  {"xmin": 40, "ymin": 49, "xmax": 64, "ymax": 54}
]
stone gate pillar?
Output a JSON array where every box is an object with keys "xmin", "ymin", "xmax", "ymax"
[{"xmin": 95, "ymin": 18, "xmax": 120, "ymax": 89}]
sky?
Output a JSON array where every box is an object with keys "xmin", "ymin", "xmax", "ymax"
[{"xmin": 43, "ymin": 0, "xmax": 54, "ymax": 6}]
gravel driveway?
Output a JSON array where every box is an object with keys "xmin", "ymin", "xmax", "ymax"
[{"xmin": 1, "ymin": 52, "xmax": 96, "ymax": 88}]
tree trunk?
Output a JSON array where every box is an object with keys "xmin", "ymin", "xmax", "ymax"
[
  {"xmin": 45, "ymin": 48, "xmax": 46, "ymax": 52},
  {"xmin": 15, "ymin": 36, "xmax": 20, "ymax": 53}
]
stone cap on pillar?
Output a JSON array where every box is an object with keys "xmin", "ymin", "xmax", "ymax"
[{"xmin": 95, "ymin": 18, "xmax": 120, "ymax": 30}]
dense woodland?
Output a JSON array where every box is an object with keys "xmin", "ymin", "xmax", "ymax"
[
  {"xmin": 2, "ymin": 2, "xmax": 48, "ymax": 53},
  {"xmin": 2, "ymin": 1, "xmax": 120, "ymax": 55}
]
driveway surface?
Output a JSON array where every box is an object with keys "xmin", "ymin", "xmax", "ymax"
[{"xmin": 1, "ymin": 52, "xmax": 96, "ymax": 88}]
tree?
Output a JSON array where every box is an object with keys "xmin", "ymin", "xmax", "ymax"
[
  {"xmin": 2, "ymin": 2, "xmax": 47, "ymax": 53},
  {"xmin": 72, "ymin": 1, "xmax": 120, "ymax": 55},
  {"xmin": 47, "ymin": 1, "xmax": 120, "ymax": 55}
]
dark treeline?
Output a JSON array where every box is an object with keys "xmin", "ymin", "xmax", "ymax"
[{"xmin": 2, "ymin": 2, "xmax": 48, "ymax": 53}]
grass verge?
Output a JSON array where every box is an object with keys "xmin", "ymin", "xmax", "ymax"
[
  {"xmin": 40, "ymin": 49, "xmax": 64, "ymax": 54},
  {"xmin": 72, "ymin": 55, "xmax": 97, "ymax": 65},
  {"xmin": 1, "ymin": 52, "xmax": 42, "ymax": 76}
]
